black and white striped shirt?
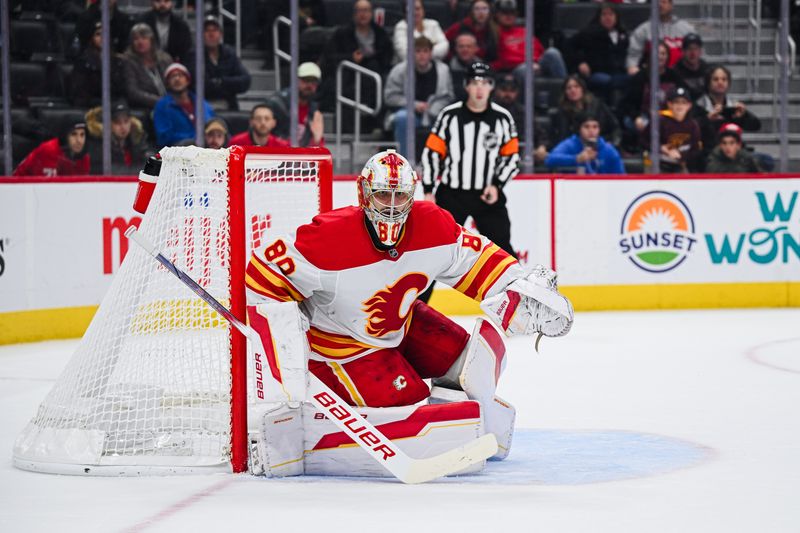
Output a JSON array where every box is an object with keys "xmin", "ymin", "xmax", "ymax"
[{"xmin": 421, "ymin": 101, "xmax": 520, "ymax": 194}]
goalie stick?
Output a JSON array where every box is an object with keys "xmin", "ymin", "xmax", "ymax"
[{"xmin": 125, "ymin": 226, "xmax": 498, "ymax": 484}]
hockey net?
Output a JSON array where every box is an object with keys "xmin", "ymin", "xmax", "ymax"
[{"xmin": 13, "ymin": 146, "xmax": 332, "ymax": 475}]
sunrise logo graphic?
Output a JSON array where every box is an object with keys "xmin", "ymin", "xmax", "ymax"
[{"xmin": 619, "ymin": 191, "xmax": 698, "ymax": 273}]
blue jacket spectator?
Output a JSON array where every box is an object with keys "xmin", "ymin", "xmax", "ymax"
[
  {"xmin": 153, "ymin": 63, "xmax": 215, "ymax": 147},
  {"xmin": 546, "ymin": 112, "xmax": 624, "ymax": 174}
]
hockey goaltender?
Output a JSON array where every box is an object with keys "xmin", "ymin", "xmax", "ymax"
[{"xmin": 244, "ymin": 149, "xmax": 574, "ymax": 478}]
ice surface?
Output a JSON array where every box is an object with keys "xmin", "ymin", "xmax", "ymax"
[{"xmin": 1, "ymin": 309, "xmax": 798, "ymax": 532}]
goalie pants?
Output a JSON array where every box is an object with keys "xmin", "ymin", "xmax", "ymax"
[{"xmin": 308, "ymin": 300, "xmax": 469, "ymax": 408}]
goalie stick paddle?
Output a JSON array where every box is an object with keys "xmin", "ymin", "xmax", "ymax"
[{"xmin": 124, "ymin": 226, "xmax": 498, "ymax": 484}]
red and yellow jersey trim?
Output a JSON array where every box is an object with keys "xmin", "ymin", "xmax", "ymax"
[
  {"xmin": 307, "ymin": 327, "xmax": 375, "ymax": 360},
  {"xmin": 454, "ymin": 243, "xmax": 517, "ymax": 301},
  {"xmin": 245, "ymin": 254, "xmax": 304, "ymax": 302}
]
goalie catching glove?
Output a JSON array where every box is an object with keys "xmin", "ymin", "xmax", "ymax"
[{"xmin": 480, "ymin": 264, "xmax": 574, "ymax": 338}]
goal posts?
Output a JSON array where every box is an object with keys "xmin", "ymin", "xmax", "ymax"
[{"xmin": 13, "ymin": 146, "xmax": 333, "ymax": 475}]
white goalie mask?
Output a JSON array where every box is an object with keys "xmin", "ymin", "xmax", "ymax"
[{"xmin": 357, "ymin": 149, "xmax": 418, "ymax": 247}]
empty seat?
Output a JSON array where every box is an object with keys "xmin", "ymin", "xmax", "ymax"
[
  {"xmin": 10, "ymin": 19, "xmax": 59, "ymax": 61},
  {"xmin": 616, "ymin": 5, "xmax": 650, "ymax": 32},
  {"xmin": 552, "ymin": 4, "xmax": 599, "ymax": 41},
  {"xmin": 36, "ymin": 108, "xmax": 90, "ymax": 138},
  {"xmin": 9, "ymin": 63, "xmax": 49, "ymax": 106},
  {"xmin": 216, "ymin": 110, "xmax": 251, "ymax": 137}
]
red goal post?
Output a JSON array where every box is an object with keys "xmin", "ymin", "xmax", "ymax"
[{"xmin": 13, "ymin": 145, "xmax": 332, "ymax": 475}]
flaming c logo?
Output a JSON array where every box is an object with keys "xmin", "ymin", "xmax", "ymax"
[{"xmin": 362, "ymin": 272, "xmax": 429, "ymax": 337}]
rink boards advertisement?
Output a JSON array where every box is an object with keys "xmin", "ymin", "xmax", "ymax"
[{"xmin": 1, "ymin": 174, "xmax": 798, "ymax": 343}]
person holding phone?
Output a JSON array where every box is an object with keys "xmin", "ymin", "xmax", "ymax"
[
  {"xmin": 545, "ymin": 112, "xmax": 625, "ymax": 174},
  {"xmin": 693, "ymin": 65, "xmax": 761, "ymax": 162}
]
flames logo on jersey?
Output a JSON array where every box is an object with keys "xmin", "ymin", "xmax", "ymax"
[{"xmin": 362, "ymin": 272, "xmax": 429, "ymax": 337}]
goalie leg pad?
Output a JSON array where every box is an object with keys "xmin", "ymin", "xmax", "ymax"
[
  {"xmin": 247, "ymin": 302, "xmax": 309, "ymax": 405},
  {"xmin": 302, "ymin": 401, "xmax": 487, "ymax": 478},
  {"xmin": 430, "ymin": 387, "xmax": 516, "ymax": 461},
  {"xmin": 255, "ymin": 403, "xmax": 305, "ymax": 477},
  {"xmin": 435, "ymin": 318, "xmax": 507, "ymax": 403}
]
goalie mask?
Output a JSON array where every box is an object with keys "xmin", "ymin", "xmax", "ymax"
[{"xmin": 357, "ymin": 149, "xmax": 418, "ymax": 247}]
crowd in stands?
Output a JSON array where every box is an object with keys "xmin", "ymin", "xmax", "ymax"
[{"xmin": 8, "ymin": 0, "xmax": 775, "ymax": 177}]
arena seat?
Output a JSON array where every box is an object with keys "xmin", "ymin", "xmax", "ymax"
[
  {"xmin": 215, "ymin": 110, "xmax": 251, "ymax": 138},
  {"xmin": 10, "ymin": 19, "xmax": 60, "ymax": 61},
  {"xmin": 36, "ymin": 108, "xmax": 91, "ymax": 138},
  {"xmin": 9, "ymin": 63, "xmax": 49, "ymax": 106}
]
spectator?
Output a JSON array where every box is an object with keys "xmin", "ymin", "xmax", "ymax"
[
  {"xmin": 204, "ymin": 117, "xmax": 230, "ymax": 149},
  {"xmin": 491, "ymin": 0, "xmax": 567, "ymax": 80},
  {"xmin": 673, "ymin": 33, "xmax": 710, "ymax": 101},
  {"xmin": 626, "ymin": 0, "xmax": 695, "ymax": 75},
  {"xmin": 550, "ymin": 75, "xmax": 619, "ymax": 147},
  {"xmin": 449, "ymin": 31, "xmax": 482, "ymax": 101},
  {"xmin": 71, "ymin": 21, "xmax": 127, "ymax": 107},
  {"xmin": 568, "ymin": 2, "xmax": 630, "ymax": 106},
  {"xmin": 85, "ymin": 101, "xmax": 151, "ymax": 175},
  {"xmin": 393, "ymin": 0, "xmax": 449, "ymax": 63},
  {"xmin": 153, "ymin": 63, "xmax": 215, "ymax": 147},
  {"xmin": 321, "ymin": 0, "xmax": 393, "ymax": 78},
  {"xmin": 645, "ymin": 86, "xmax": 702, "ymax": 172},
  {"xmin": 493, "ymin": 72, "xmax": 548, "ymax": 162},
  {"xmin": 229, "ymin": 104, "xmax": 291, "ymax": 148},
  {"xmin": 620, "ymin": 41, "xmax": 684, "ymax": 143},
  {"xmin": 693, "ymin": 65, "xmax": 761, "ymax": 160},
  {"xmin": 121, "ymin": 23, "xmax": 173, "ymax": 110},
  {"xmin": 318, "ymin": 0, "xmax": 394, "ymax": 121},
  {"xmin": 200, "ymin": 16, "xmax": 252, "ymax": 111},
  {"xmin": 13, "ymin": 122, "xmax": 90, "ymax": 177},
  {"xmin": 384, "ymin": 37, "xmax": 454, "ymax": 158},
  {"xmin": 267, "ymin": 62, "xmax": 326, "ymax": 147},
  {"xmin": 706, "ymin": 123, "xmax": 761, "ymax": 173},
  {"xmin": 73, "ymin": 0, "xmax": 132, "ymax": 55},
  {"xmin": 546, "ymin": 112, "xmax": 625, "ymax": 174},
  {"xmin": 138, "ymin": 0, "xmax": 193, "ymax": 64},
  {"xmin": 444, "ymin": 0, "xmax": 497, "ymax": 63}
]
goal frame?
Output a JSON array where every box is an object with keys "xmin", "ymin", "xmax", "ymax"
[{"xmin": 227, "ymin": 146, "xmax": 333, "ymax": 472}]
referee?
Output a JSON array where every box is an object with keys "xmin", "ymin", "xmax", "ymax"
[{"xmin": 421, "ymin": 61, "xmax": 520, "ymax": 257}]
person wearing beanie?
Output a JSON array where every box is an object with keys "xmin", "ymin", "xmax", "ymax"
[
  {"xmin": 228, "ymin": 104, "xmax": 290, "ymax": 148},
  {"xmin": 13, "ymin": 122, "xmax": 90, "ymax": 177},
  {"xmin": 86, "ymin": 101, "xmax": 152, "ymax": 174},
  {"xmin": 153, "ymin": 62, "xmax": 215, "ymax": 147},
  {"xmin": 705, "ymin": 123, "xmax": 761, "ymax": 173},
  {"xmin": 546, "ymin": 111, "xmax": 625, "ymax": 174}
]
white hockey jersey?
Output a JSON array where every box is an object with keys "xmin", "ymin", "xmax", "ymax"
[{"xmin": 245, "ymin": 201, "xmax": 524, "ymax": 363}]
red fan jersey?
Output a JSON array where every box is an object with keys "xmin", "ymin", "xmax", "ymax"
[{"xmin": 245, "ymin": 201, "xmax": 522, "ymax": 363}]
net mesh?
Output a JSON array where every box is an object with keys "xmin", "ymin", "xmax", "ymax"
[{"xmin": 14, "ymin": 146, "xmax": 325, "ymax": 473}]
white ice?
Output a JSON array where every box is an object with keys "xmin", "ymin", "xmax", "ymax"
[{"xmin": 1, "ymin": 309, "xmax": 798, "ymax": 532}]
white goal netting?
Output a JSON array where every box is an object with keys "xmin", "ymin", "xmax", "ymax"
[{"xmin": 13, "ymin": 146, "xmax": 330, "ymax": 475}]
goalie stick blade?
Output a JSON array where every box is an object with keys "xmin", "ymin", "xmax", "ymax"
[{"xmin": 398, "ymin": 433, "xmax": 498, "ymax": 484}]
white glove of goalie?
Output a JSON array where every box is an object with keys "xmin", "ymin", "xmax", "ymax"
[{"xmin": 480, "ymin": 264, "xmax": 574, "ymax": 339}]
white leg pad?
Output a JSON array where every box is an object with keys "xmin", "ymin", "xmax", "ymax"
[
  {"xmin": 302, "ymin": 401, "xmax": 487, "ymax": 478},
  {"xmin": 458, "ymin": 318, "xmax": 508, "ymax": 403},
  {"xmin": 432, "ymin": 320, "xmax": 515, "ymax": 460},
  {"xmin": 483, "ymin": 395, "xmax": 515, "ymax": 461},
  {"xmin": 430, "ymin": 386, "xmax": 515, "ymax": 461},
  {"xmin": 254, "ymin": 403, "xmax": 305, "ymax": 477}
]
